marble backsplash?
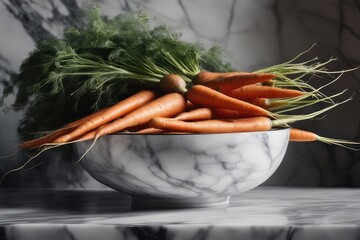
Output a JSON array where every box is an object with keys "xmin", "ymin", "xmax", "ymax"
[{"xmin": 0, "ymin": 0, "xmax": 359, "ymax": 188}]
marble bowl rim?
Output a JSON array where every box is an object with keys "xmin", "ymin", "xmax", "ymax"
[{"xmin": 108, "ymin": 127, "xmax": 289, "ymax": 137}]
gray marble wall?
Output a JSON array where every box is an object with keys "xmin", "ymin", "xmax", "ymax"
[{"xmin": 0, "ymin": 0, "xmax": 359, "ymax": 188}]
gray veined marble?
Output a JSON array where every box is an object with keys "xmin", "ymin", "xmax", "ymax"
[
  {"xmin": 2, "ymin": 187, "xmax": 360, "ymax": 240},
  {"xmin": 74, "ymin": 129, "xmax": 289, "ymax": 208}
]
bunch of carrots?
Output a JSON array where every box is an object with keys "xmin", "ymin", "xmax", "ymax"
[
  {"xmin": 2, "ymin": 62, "xmax": 359, "ymax": 184},
  {"xmin": 21, "ymin": 70, "xmax": 358, "ymax": 151},
  {"xmin": 1, "ymin": 9, "xmax": 359, "ymax": 184}
]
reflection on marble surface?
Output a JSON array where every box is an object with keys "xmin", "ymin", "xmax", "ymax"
[
  {"xmin": 2, "ymin": 187, "xmax": 360, "ymax": 239},
  {"xmin": 0, "ymin": 0, "xmax": 359, "ymax": 188},
  {"xmin": 74, "ymin": 130, "xmax": 289, "ymax": 208}
]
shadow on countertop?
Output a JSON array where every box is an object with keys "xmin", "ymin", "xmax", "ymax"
[{"xmin": 0, "ymin": 189, "xmax": 132, "ymax": 213}]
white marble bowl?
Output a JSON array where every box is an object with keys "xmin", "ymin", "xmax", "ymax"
[{"xmin": 74, "ymin": 129, "xmax": 289, "ymax": 208}]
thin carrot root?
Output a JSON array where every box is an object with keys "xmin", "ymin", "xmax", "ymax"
[
  {"xmin": 21, "ymin": 126, "xmax": 77, "ymax": 149},
  {"xmin": 0, "ymin": 143, "xmax": 61, "ymax": 184},
  {"xmin": 0, "ymin": 146, "xmax": 21, "ymax": 159}
]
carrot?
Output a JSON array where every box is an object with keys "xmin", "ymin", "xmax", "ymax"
[
  {"xmin": 135, "ymin": 128, "xmax": 166, "ymax": 134},
  {"xmin": 289, "ymin": 128, "xmax": 317, "ymax": 142},
  {"xmin": 175, "ymin": 108, "xmax": 212, "ymax": 121},
  {"xmin": 159, "ymin": 74, "xmax": 187, "ymax": 94},
  {"xmin": 126, "ymin": 107, "xmax": 212, "ymax": 133},
  {"xmin": 227, "ymin": 85, "xmax": 305, "ymax": 100},
  {"xmin": 64, "ymin": 107, "xmax": 110, "ymax": 128},
  {"xmin": 193, "ymin": 71, "xmax": 245, "ymax": 84},
  {"xmin": 75, "ymin": 123, "xmax": 109, "ymax": 141},
  {"xmin": 21, "ymin": 126, "xmax": 77, "ymax": 149},
  {"xmin": 186, "ymin": 85, "xmax": 272, "ymax": 117},
  {"xmin": 210, "ymin": 108, "xmax": 259, "ymax": 119},
  {"xmin": 149, "ymin": 116, "xmax": 273, "ymax": 133},
  {"xmin": 201, "ymin": 73, "xmax": 276, "ymax": 93},
  {"xmin": 186, "ymin": 101, "xmax": 198, "ymax": 111},
  {"xmin": 54, "ymin": 90, "xmax": 158, "ymax": 143},
  {"xmin": 290, "ymin": 128, "xmax": 360, "ymax": 150},
  {"xmin": 132, "ymin": 108, "xmax": 212, "ymax": 134},
  {"xmin": 245, "ymin": 98, "xmax": 272, "ymax": 109},
  {"xmin": 261, "ymin": 80, "xmax": 276, "ymax": 87},
  {"xmin": 81, "ymin": 92, "xmax": 187, "ymax": 140},
  {"xmin": 21, "ymin": 106, "xmax": 110, "ymax": 149}
]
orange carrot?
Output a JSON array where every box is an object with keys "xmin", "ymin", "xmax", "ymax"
[
  {"xmin": 201, "ymin": 73, "xmax": 276, "ymax": 93},
  {"xmin": 21, "ymin": 126, "xmax": 77, "ymax": 149},
  {"xmin": 227, "ymin": 85, "xmax": 305, "ymax": 100},
  {"xmin": 175, "ymin": 108, "xmax": 212, "ymax": 121},
  {"xmin": 159, "ymin": 74, "xmax": 187, "ymax": 94},
  {"xmin": 135, "ymin": 128, "xmax": 166, "ymax": 134},
  {"xmin": 149, "ymin": 116, "xmax": 273, "ymax": 133},
  {"xmin": 186, "ymin": 85, "xmax": 272, "ymax": 117},
  {"xmin": 76, "ymin": 124, "xmax": 108, "ymax": 141},
  {"xmin": 186, "ymin": 101, "xmax": 198, "ymax": 111},
  {"xmin": 54, "ymin": 90, "xmax": 158, "ymax": 143},
  {"xmin": 126, "ymin": 108, "xmax": 211, "ymax": 134},
  {"xmin": 21, "ymin": 107, "xmax": 110, "ymax": 149},
  {"xmin": 126, "ymin": 107, "xmax": 211, "ymax": 133},
  {"xmin": 289, "ymin": 128, "xmax": 317, "ymax": 142},
  {"xmin": 210, "ymin": 108, "xmax": 259, "ymax": 119},
  {"xmin": 64, "ymin": 107, "xmax": 110, "ymax": 128},
  {"xmin": 289, "ymin": 128, "xmax": 360, "ymax": 150},
  {"xmin": 261, "ymin": 80, "xmax": 276, "ymax": 87},
  {"xmin": 81, "ymin": 93, "xmax": 187, "ymax": 140},
  {"xmin": 193, "ymin": 71, "xmax": 245, "ymax": 84},
  {"xmin": 245, "ymin": 98, "xmax": 272, "ymax": 109}
]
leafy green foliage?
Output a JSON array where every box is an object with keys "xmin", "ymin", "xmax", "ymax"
[{"xmin": 1, "ymin": 8, "xmax": 234, "ymax": 140}]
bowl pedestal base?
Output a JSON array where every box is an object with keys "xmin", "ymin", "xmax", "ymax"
[{"xmin": 131, "ymin": 195, "xmax": 230, "ymax": 209}]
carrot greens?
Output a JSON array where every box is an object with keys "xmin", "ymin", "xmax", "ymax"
[{"xmin": 1, "ymin": 8, "xmax": 232, "ymax": 140}]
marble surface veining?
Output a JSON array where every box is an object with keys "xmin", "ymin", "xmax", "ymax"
[
  {"xmin": 74, "ymin": 130, "xmax": 289, "ymax": 204},
  {"xmin": 0, "ymin": 0, "xmax": 359, "ymax": 188},
  {"xmin": 1, "ymin": 187, "xmax": 360, "ymax": 240}
]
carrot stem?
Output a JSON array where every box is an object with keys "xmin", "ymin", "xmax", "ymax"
[{"xmin": 272, "ymin": 96, "xmax": 353, "ymax": 126}]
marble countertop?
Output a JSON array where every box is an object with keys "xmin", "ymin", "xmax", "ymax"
[{"xmin": 1, "ymin": 187, "xmax": 360, "ymax": 240}]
